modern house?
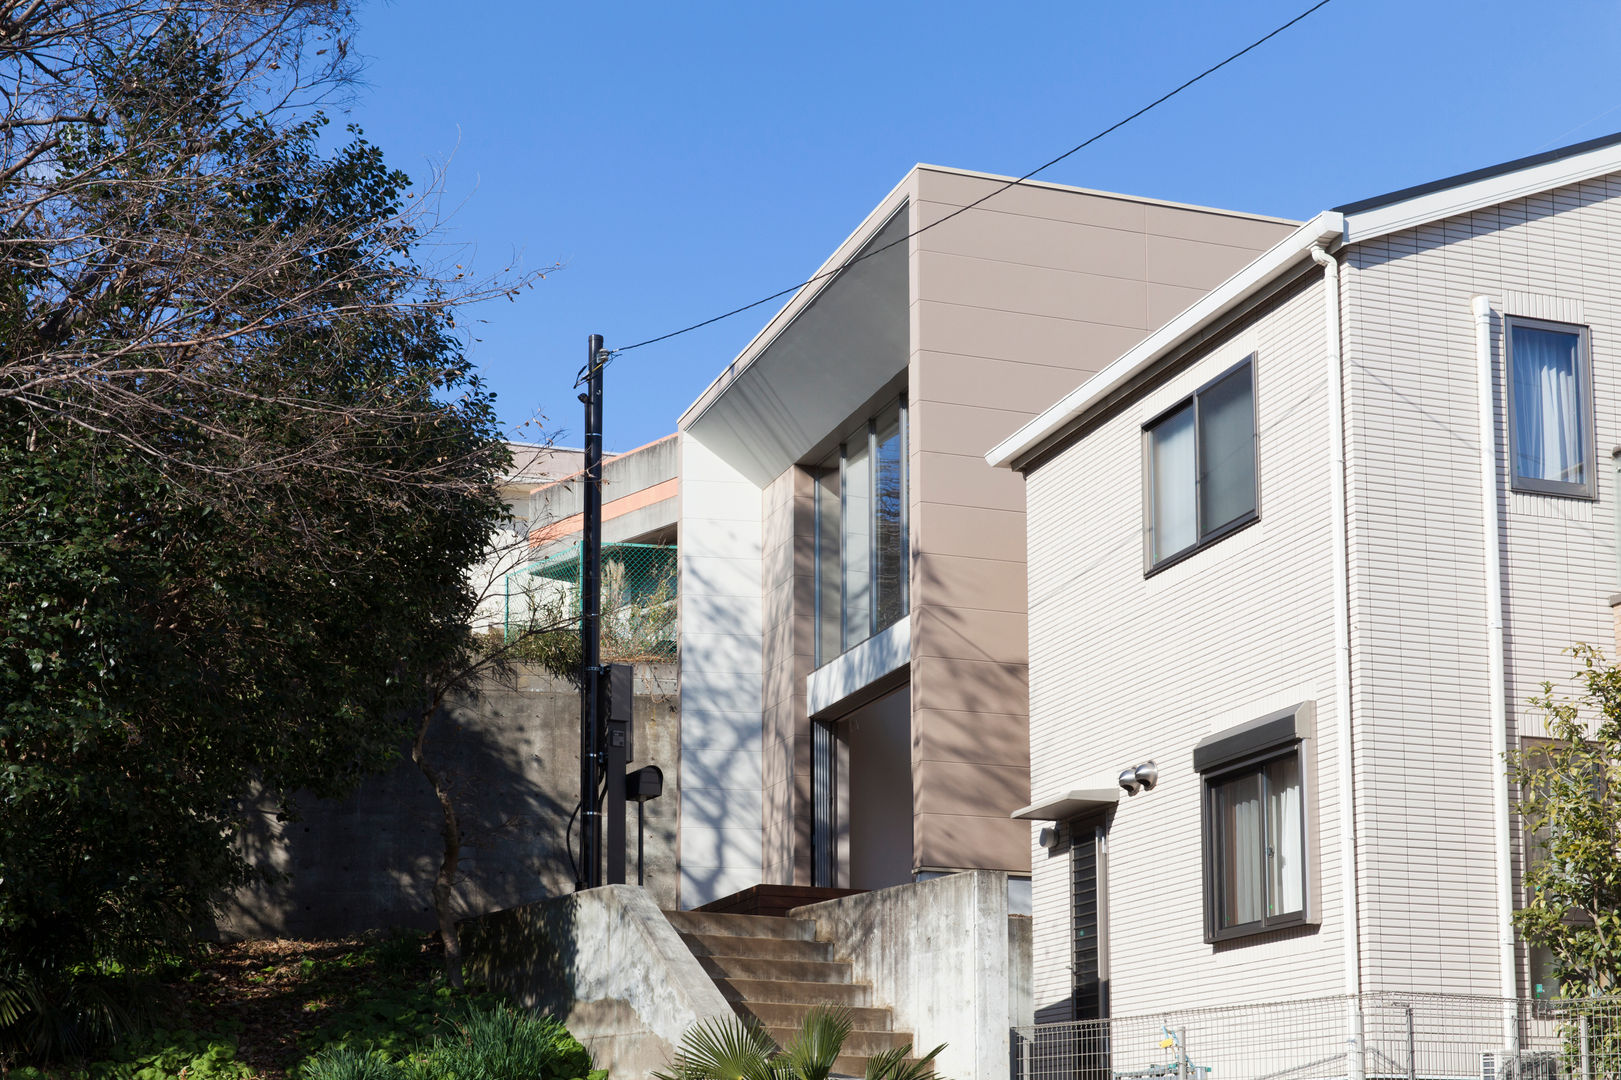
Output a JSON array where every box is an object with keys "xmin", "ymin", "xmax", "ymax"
[
  {"xmin": 675, "ymin": 164, "xmax": 1295, "ymax": 907},
  {"xmin": 988, "ymin": 133, "xmax": 1621, "ymax": 1064}
]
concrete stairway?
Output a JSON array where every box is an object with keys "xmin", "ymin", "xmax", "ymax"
[{"xmin": 665, "ymin": 910, "xmax": 912, "ymax": 1077}]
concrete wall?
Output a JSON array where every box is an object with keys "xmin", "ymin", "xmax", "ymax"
[
  {"xmin": 791, "ymin": 870, "xmax": 1019, "ymax": 1080},
  {"xmin": 1021, "ymin": 273, "xmax": 1346, "ymax": 1017},
  {"xmin": 217, "ymin": 664, "xmax": 681, "ymax": 938},
  {"xmin": 906, "ymin": 167, "xmax": 1298, "ymax": 877},
  {"xmin": 678, "ymin": 433, "xmax": 765, "ymax": 907},
  {"xmin": 462, "ymin": 885, "xmax": 733, "ymax": 1079}
]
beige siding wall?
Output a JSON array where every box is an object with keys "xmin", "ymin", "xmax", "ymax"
[
  {"xmin": 1343, "ymin": 177, "xmax": 1621, "ymax": 996},
  {"xmin": 908, "ymin": 167, "xmax": 1296, "ymax": 876},
  {"xmin": 760, "ymin": 465, "xmax": 816, "ymax": 885},
  {"xmin": 1024, "ymin": 276, "xmax": 1347, "ymax": 1018}
]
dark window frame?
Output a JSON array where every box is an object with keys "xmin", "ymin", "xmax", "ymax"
[
  {"xmin": 1504, "ymin": 315, "xmax": 1596, "ymax": 500},
  {"xmin": 1200, "ymin": 743, "xmax": 1311, "ymax": 944},
  {"xmin": 1143, "ymin": 357, "xmax": 1260, "ymax": 576}
]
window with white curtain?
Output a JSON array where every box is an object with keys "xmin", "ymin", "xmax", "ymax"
[
  {"xmin": 1145, "ymin": 358, "xmax": 1258, "ymax": 570},
  {"xmin": 1204, "ymin": 749, "xmax": 1306, "ymax": 941},
  {"xmin": 1507, "ymin": 316, "xmax": 1594, "ymax": 499}
]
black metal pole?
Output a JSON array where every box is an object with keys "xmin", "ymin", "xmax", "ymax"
[
  {"xmin": 637, "ymin": 800, "xmax": 645, "ymax": 887},
  {"xmin": 579, "ymin": 334, "xmax": 605, "ymax": 890}
]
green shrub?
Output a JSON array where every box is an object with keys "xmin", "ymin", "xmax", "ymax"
[{"xmin": 298, "ymin": 1003, "xmax": 604, "ymax": 1080}]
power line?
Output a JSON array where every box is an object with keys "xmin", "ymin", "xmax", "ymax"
[{"xmin": 612, "ymin": 0, "xmax": 1335, "ymax": 357}]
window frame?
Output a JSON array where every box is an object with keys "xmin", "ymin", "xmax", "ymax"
[
  {"xmin": 1504, "ymin": 315, "xmax": 1596, "ymax": 500},
  {"xmin": 1200, "ymin": 743, "xmax": 1312, "ymax": 944},
  {"xmin": 1142, "ymin": 356, "xmax": 1260, "ymax": 575}
]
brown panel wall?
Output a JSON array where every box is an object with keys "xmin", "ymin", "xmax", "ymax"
[
  {"xmin": 905, "ymin": 167, "xmax": 1297, "ymax": 875},
  {"xmin": 760, "ymin": 465, "xmax": 816, "ymax": 885}
]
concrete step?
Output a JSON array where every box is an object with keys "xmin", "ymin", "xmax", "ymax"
[
  {"xmin": 832, "ymin": 1052, "xmax": 916, "ymax": 1078},
  {"xmin": 767, "ymin": 1026, "xmax": 912, "ymax": 1057},
  {"xmin": 679, "ymin": 932, "xmax": 833, "ymax": 962},
  {"xmin": 664, "ymin": 910, "xmax": 817, "ymax": 940},
  {"xmin": 697, "ymin": 954, "xmax": 852, "ymax": 984},
  {"xmin": 735, "ymin": 1000, "xmax": 891, "ymax": 1031},
  {"xmin": 712, "ymin": 977, "xmax": 873, "ymax": 1007}
]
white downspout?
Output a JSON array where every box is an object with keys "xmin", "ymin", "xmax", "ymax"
[
  {"xmin": 1472, "ymin": 294, "xmax": 1520, "ymax": 1045},
  {"xmin": 1310, "ymin": 243, "xmax": 1363, "ymax": 1080}
]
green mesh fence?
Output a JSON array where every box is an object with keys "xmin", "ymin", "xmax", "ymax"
[{"xmin": 503, "ymin": 541, "xmax": 678, "ymax": 661}]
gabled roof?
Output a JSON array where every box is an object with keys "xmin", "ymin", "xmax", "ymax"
[{"xmin": 988, "ymin": 133, "xmax": 1621, "ymax": 472}]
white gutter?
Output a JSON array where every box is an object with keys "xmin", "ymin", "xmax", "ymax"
[
  {"xmin": 987, "ymin": 211, "xmax": 1345, "ymax": 471},
  {"xmin": 1310, "ymin": 244, "xmax": 1364, "ymax": 1080},
  {"xmin": 1472, "ymin": 294, "xmax": 1520, "ymax": 1040}
]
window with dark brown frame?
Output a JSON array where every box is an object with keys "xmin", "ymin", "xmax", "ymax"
[
  {"xmin": 1144, "ymin": 358, "xmax": 1258, "ymax": 572},
  {"xmin": 1202, "ymin": 747, "xmax": 1308, "ymax": 942}
]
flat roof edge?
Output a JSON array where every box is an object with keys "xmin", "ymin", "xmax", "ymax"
[{"xmin": 986, "ymin": 211, "xmax": 1345, "ymax": 471}]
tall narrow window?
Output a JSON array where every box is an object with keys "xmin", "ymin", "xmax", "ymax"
[
  {"xmin": 1507, "ymin": 317, "xmax": 1594, "ymax": 498},
  {"xmin": 812, "ymin": 396, "xmax": 910, "ymax": 663},
  {"xmin": 842, "ymin": 437, "xmax": 872, "ymax": 650},
  {"xmin": 1145, "ymin": 359, "xmax": 1257, "ymax": 570},
  {"xmin": 873, "ymin": 401, "xmax": 906, "ymax": 633}
]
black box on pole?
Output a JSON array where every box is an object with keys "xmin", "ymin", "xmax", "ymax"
[{"xmin": 601, "ymin": 662, "xmax": 632, "ymax": 885}]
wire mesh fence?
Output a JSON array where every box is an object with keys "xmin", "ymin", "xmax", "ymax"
[
  {"xmin": 502, "ymin": 541, "xmax": 677, "ymax": 660},
  {"xmin": 1012, "ymin": 995, "xmax": 1621, "ymax": 1080}
]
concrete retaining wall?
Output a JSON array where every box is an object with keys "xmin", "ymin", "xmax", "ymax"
[
  {"xmin": 791, "ymin": 869, "xmax": 1023, "ymax": 1080},
  {"xmin": 216, "ymin": 664, "xmax": 680, "ymax": 938},
  {"xmin": 461, "ymin": 885, "xmax": 732, "ymax": 1079}
]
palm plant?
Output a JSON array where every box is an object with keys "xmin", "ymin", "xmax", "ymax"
[{"xmin": 653, "ymin": 1006, "xmax": 946, "ymax": 1080}]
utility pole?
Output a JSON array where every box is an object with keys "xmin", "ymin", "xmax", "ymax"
[{"xmin": 578, "ymin": 334, "xmax": 605, "ymax": 889}]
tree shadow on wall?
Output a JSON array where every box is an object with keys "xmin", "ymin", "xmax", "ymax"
[{"xmin": 220, "ymin": 683, "xmax": 575, "ymax": 940}]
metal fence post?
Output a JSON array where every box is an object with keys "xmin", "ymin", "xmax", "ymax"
[
  {"xmin": 1580, "ymin": 1011, "xmax": 1592, "ymax": 1080},
  {"xmin": 1349, "ymin": 996, "xmax": 1367, "ymax": 1080},
  {"xmin": 1405, "ymin": 1004, "xmax": 1416, "ymax": 1080}
]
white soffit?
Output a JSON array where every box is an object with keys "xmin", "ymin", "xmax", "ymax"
[
  {"xmin": 681, "ymin": 208, "xmax": 910, "ymax": 488},
  {"xmin": 1341, "ymin": 134, "xmax": 1621, "ymax": 244},
  {"xmin": 985, "ymin": 211, "xmax": 1346, "ymax": 472},
  {"xmin": 1012, "ymin": 778, "xmax": 1122, "ymax": 820}
]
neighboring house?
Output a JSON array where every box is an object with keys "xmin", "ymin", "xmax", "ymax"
[
  {"xmin": 988, "ymin": 132, "xmax": 1621, "ymax": 1035},
  {"xmin": 494, "ymin": 434, "xmax": 680, "ymax": 644},
  {"xmin": 676, "ymin": 164, "xmax": 1295, "ymax": 908},
  {"xmin": 470, "ymin": 441, "xmax": 583, "ymax": 631}
]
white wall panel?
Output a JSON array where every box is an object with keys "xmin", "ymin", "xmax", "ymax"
[{"xmin": 678, "ymin": 433, "xmax": 765, "ymax": 907}]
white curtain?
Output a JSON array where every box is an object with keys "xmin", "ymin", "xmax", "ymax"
[
  {"xmin": 1152, "ymin": 405, "xmax": 1197, "ymax": 560},
  {"xmin": 1220, "ymin": 771, "xmax": 1264, "ymax": 927},
  {"xmin": 1267, "ymin": 756, "xmax": 1304, "ymax": 916},
  {"xmin": 1513, "ymin": 327, "xmax": 1585, "ymax": 485}
]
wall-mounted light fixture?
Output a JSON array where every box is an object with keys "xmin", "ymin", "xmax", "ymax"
[{"xmin": 1118, "ymin": 761, "xmax": 1158, "ymax": 795}]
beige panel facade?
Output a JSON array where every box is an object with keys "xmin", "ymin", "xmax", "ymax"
[{"xmin": 905, "ymin": 167, "xmax": 1295, "ymax": 877}]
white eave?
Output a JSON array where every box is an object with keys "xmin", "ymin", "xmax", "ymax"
[
  {"xmin": 1340, "ymin": 132, "xmax": 1621, "ymax": 244},
  {"xmin": 986, "ymin": 211, "xmax": 1346, "ymax": 472}
]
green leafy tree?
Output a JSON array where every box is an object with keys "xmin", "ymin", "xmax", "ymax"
[
  {"xmin": 0, "ymin": 3, "xmax": 534, "ymax": 1060},
  {"xmin": 1510, "ymin": 643, "xmax": 1621, "ymax": 999}
]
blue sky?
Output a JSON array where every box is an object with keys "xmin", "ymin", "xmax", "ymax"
[{"xmin": 344, "ymin": 0, "xmax": 1621, "ymax": 453}]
